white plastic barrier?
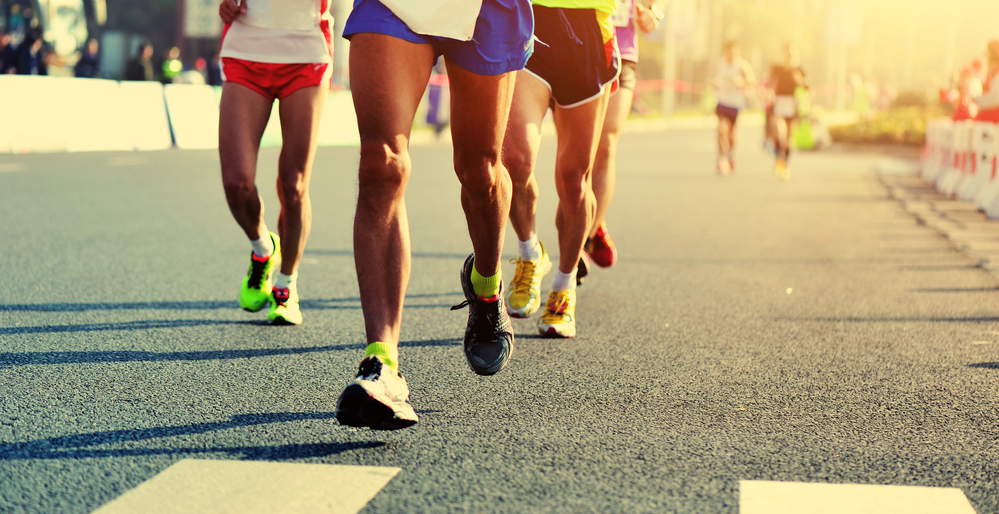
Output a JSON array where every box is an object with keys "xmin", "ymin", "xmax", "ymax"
[
  {"xmin": 163, "ymin": 84, "xmax": 220, "ymax": 150},
  {"xmin": 957, "ymin": 122, "xmax": 997, "ymax": 200},
  {"xmin": 120, "ymin": 81, "xmax": 173, "ymax": 151},
  {"xmin": 62, "ymin": 78, "xmax": 133, "ymax": 153},
  {"xmin": 922, "ymin": 119, "xmax": 947, "ymax": 181},
  {"xmin": 975, "ymin": 126, "xmax": 999, "ymax": 210},
  {"xmin": 938, "ymin": 120, "xmax": 972, "ymax": 196},
  {"xmin": 1, "ymin": 76, "xmax": 69, "ymax": 153},
  {"xmin": 317, "ymin": 91, "xmax": 361, "ymax": 147}
]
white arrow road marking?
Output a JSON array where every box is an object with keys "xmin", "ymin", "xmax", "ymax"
[
  {"xmin": 92, "ymin": 459, "xmax": 401, "ymax": 514},
  {"xmin": 740, "ymin": 480, "xmax": 977, "ymax": 514}
]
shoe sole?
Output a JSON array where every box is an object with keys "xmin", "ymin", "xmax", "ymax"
[
  {"xmin": 540, "ymin": 326, "xmax": 575, "ymax": 338},
  {"xmin": 336, "ymin": 384, "xmax": 417, "ymax": 431},
  {"xmin": 269, "ymin": 315, "xmax": 301, "ymax": 326}
]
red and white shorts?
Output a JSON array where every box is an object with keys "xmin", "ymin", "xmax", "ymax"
[{"xmin": 221, "ymin": 57, "xmax": 332, "ymax": 100}]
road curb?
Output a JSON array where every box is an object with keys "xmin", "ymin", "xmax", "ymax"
[{"xmin": 881, "ymin": 170, "xmax": 999, "ymax": 281}]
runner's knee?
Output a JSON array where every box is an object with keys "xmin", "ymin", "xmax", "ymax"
[
  {"xmin": 358, "ymin": 140, "xmax": 410, "ymax": 199},
  {"xmin": 277, "ymin": 172, "xmax": 309, "ymax": 204},
  {"xmin": 455, "ymin": 148, "xmax": 504, "ymax": 194}
]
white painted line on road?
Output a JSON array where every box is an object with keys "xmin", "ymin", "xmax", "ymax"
[
  {"xmin": 0, "ymin": 163, "xmax": 26, "ymax": 173},
  {"xmin": 740, "ymin": 480, "xmax": 977, "ymax": 514},
  {"xmin": 971, "ymin": 341, "xmax": 992, "ymax": 345},
  {"xmin": 92, "ymin": 459, "xmax": 401, "ymax": 514}
]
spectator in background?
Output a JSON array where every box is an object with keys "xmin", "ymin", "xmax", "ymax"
[
  {"xmin": 205, "ymin": 51, "xmax": 223, "ymax": 86},
  {"xmin": 125, "ymin": 42, "xmax": 155, "ymax": 81},
  {"xmin": 161, "ymin": 46, "xmax": 182, "ymax": 84},
  {"xmin": 8, "ymin": 4, "xmax": 26, "ymax": 46},
  {"xmin": 74, "ymin": 38, "xmax": 100, "ymax": 78},
  {"xmin": 15, "ymin": 31, "xmax": 46, "ymax": 76},
  {"xmin": 976, "ymin": 40, "xmax": 999, "ymax": 123},
  {"xmin": 0, "ymin": 33, "xmax": 17, "ymax": 74}
]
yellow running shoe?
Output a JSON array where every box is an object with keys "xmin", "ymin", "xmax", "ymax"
[
  {"xmin": 239, "ymin": 232, "xmax": 281, "ymax": 312},
  {"xmin": 505, "ymin": 242, "xmax": 552, "ymax": 318},
  {"xmin": 537, "ymin": 289, "xmax": 576, "ymax": 338},
  {"xmin": 774, "ymin": 158, "xmax": 790, "ymax": 181},
  {"xmin": 268, "ymin": 283, "xmax": 302, "ymax": 325}
]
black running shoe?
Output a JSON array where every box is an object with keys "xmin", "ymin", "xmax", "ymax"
[
  {"xmin": 336, "ymin": 356, "xmax": 418, "ymax": 431},
  {"xmin": 450, "ymin": 253, "xmax": 515, "ymax": 376}
]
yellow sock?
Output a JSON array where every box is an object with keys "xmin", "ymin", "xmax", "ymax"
[
  {"xmin": 364, "ymin": 342, "xmax": 398, "ymax": 372},
  {"xmin": 470, "ymin": 260, "xmax": 501, "ymax": 298}
]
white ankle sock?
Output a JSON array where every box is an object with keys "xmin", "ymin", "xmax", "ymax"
[
  {"xmin": 274, "ymin": 272, "xmax": 297, "ymax": 290},
  {"xmin": 251, "ymin": 231, "xmax": 274, "ymax": 258},
  {"xmin": 518, "ymin": 234, "xmax": 542, "ymax": 261},
  {"xmin": 551, "ymin": 269, "xmax": 577, "ymax": 292}
]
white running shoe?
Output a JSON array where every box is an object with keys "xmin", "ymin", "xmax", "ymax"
[{"xmin": 336, "ymin": 356, "xmax": 418, "ymax": 430}]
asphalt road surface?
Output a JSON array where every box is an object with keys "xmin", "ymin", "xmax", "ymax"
[{"xmin": 1, "ymin": 126, "xmax": 998, "ymax": 513}]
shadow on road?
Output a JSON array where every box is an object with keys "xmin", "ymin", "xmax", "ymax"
[
  {"xmin": 0, "ymin": 412, "xmax": 383, "ymax": 461},
  {"xmin": 0, "ymin": 339, "xmax": 455, "ymax": 367},
  {"xmin": 968, "ymin": 362, "xmax": 999, "ymax": 370},
  {"xmin": 0, "ymin": 293, "xmax": 462, "ymax": 314}
]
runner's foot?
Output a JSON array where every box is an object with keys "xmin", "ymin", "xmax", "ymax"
[
  {"xmin": 775, "ymin": 158, "xmax": 790, "ymax": 181},
  {"xmin": 239, "ymin": 232, "xmax": 281, "ymax": 312},
  {"xmin": 506, "ymin": 242, "xmax": 552, "ymax": 318},
  {"xmin": 452, "ymin": 254, "xmax": 515, "ymax": 375},
  {"xmin": 586, "ymin": 221, "xmax": 617, "ymax": 268},
  {"xmin": 538, "ymin": 289, "xmax": 576, "ymax": 338},
  {"xmin": 717, "ymin": 156, "xmax": 732, "ymax": 175},
  {"xmin": 336, "ymin": 356, "xmax": 418, "ymax": 430},
  {"xmin": 268, "ymin": 283, "xmax": 302, "ymax": 325},
  {"xmin": 576, "ymin": 252, "xmax": 590, "ymax": 286}
]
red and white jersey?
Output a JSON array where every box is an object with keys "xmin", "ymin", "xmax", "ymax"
[{"xmin": 220, "ymin": 0, "xmax": 333, "ymax": 64}]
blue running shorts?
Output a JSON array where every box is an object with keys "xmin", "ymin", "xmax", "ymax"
[{"xmin": 343, "ymin": 0, "xmax": 534, "ymax": 76}]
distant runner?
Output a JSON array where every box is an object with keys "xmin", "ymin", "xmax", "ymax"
[
  {"xmin": 770, "ymin": 43, "xmax": 807, "ymax": 180},
  {"xmin": 713, "ymin": 40, "xmax": 755, "ymax": 175},
  {"xmin": 217, "ymin": 0, "xmax": 333, "ymax": 325}
]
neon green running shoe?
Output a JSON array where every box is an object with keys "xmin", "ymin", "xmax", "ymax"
[
  {"xmin": 239, "ymin": 232, "xmax": 281, "ymax": 312},
  {"xmin": 268, "ymin": 283, "xmax": 302, "ymax": 325}
]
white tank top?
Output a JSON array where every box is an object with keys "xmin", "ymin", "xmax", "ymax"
[
  {"xmin": 716, "ymin": 57, "xmax": 748, "ymax": 109},
  {"xmin": 220, "ymin": 0, "xmax": 333, "ymax": 64}
]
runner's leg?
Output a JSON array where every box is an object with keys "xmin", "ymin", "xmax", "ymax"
[
  {"xmin": 504, "ymin": 71, "xmax": 551, "ymax": 243},
  {"xmin": 350, "ymin": 34, "xmax": 435, "ymax": 346},
  {"xmin": 590, "ymin": 86, "xmax": 632, "ymax": 239},
  {"xmin": 553, "ymin": 88, "xmax": 611, "ymax": 275},
  {"xmin": 445, "ymin": 60, "xmax": 517, "ymax": 279},
  {"xmin": 275, "ymin": 85, "xmax": 326, "ymax": 276},
  {"xmin": 219, "ymin": 82, "xmax": 274, "ymax": 241}
]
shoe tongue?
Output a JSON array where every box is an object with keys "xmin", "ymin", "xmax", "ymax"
[{"xmin": 476, "ymin": 294, "xmax": 500, "ymax": 303}]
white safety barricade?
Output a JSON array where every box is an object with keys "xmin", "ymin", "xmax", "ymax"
[
  {"xmin": 975, "ymin": 124, "xmax": 999, "ymax": 210},
  {"xmin": 1, "ymin": 75, "xmax": 69, "ymax": 153},
  {"xmin": 62, "ymin": 78, "xmax": 133, "ymax": 153},
  {"xmin": 163, "ymin": 84, "xmax": 220, "ymax": 150},
  {"xmin": 957, "ymin": 122, "xmax": 997, "ymax": 200},
  {"xmin": 938, "ymin": 120, "xmax": 972, "ymax": 196},
  {"xmin": 316, "ymin": 91, "xmax": 361, "ymax": 147},
  {"xmin": 119, "ymin": 81, "xmax": 173, "ymax": 151},
  {"xmin": 922, "ymin": 119, "xmax": 948, "ymax": 181}
]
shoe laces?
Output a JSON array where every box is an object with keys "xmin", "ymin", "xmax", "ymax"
[
  {"xmin": 541, "ymin": 291, "xmax": 571, "ymax": 323},
  {"xmin": 272, "ymin": 287, "xmax": 290, "ymax": 306},
  {"xmin": 248, "ymin": 254, "xmax": 269, "ymax": 289},
  {"xmin": 509, "ymin": 257, "xmax": 538, "ymax": 296},
  {"xmin": 356, "ymin": 356, "xmax": 383, "ymax": 381}
]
